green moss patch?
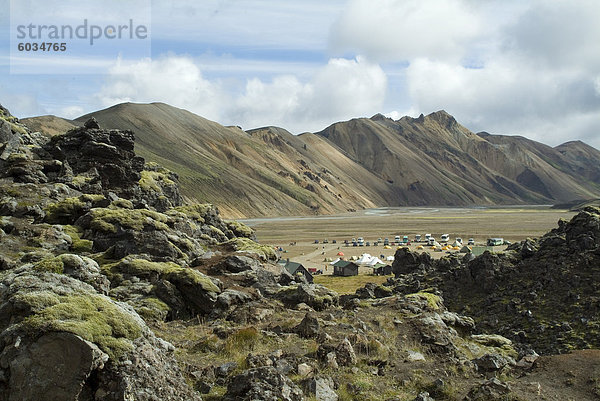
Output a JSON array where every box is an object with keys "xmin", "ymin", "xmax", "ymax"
[
  {"xmin": 88, "ymin": 208, "xmax": 169, "ymax": 233},
  {"xmin": 45, "ymin": 197, "xmax": 86, "ymax": 224},
  {"xmin": 45, "ymin": 195, "xmax": 106, "ymax": 224},
  {"xmin": 63, "ymin": 225, "xmax": 93, "ymax": 253},
  {"xmin": 131, "ymin": 297, "xmax": 170, "ymax": 321},
  {"xmin": 223, "ymin": 237, "xmax": 276, "ymax": 261},
  {"xmin": 109, "ymin": 199, "xmax": 134, "ymax": 209},
  {"xmin": 22, "ymin": 293, "xmax": 142, "ymax": 359},
  {"xmin": 33, "ymin": 257, "xmax": 64, "ymax": 274},
  {"xmin": 104, "ymin": 258, "xmax": 220, "ymax": 294},
  {"xmin": 139, "ymin": 170, "xmax": 175, "ymax": 192},
  {"xmin": 167, "ymin": 204, "xmax": 213, "ymax": 223},
  {"xmin": 225, "ymin": 220, "xmax": 254, "ymax": 238},
  {"xmin": 406, "ymin": 292, "xmax": 443, "ymax": 311}
]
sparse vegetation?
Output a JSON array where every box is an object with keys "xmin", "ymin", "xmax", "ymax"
[
  {"xmin": 314, "ymin": 275, "xmax": 388, "ymax": 295},
  {"xmin": 224, "ymin": 327, "xmax": 260, "ymax": 356}
]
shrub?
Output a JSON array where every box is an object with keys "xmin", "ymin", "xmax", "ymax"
[{"xmin": 225, "ymin": 327, "xmax": 259, "ymax": 355}]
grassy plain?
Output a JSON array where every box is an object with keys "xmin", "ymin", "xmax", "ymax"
[{"xmin": 244, "ymin": 206, "xmax": 575, "ymax": 275}]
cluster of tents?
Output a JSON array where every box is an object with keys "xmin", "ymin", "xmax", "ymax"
[{"xmin": 415, "ymin": 242, "xmax": 472, "ymax": 253}]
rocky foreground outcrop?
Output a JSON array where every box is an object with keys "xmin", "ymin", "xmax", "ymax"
[
  {"xmin": 387, "ymin": 206, "xmax": 600, "ymax": 355},
  {"xmin": 0, "ymin": 106, "xmax": 275, "ymax": 400}
]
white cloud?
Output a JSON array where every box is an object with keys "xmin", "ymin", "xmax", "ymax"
[
  {"xmin": 404, "ymin": 57, "xmax": 600, "ymax": 147},
  {"xmin": 96, "ymin": 55, "xmax": 387, "ymax": 133},
  {"xmin": 97, "ymin": 56, "xmax": 225, "ymax": 121},
  {"xmin": 502, "ymin": 0, "xmax": 600, "ymax": 72},
  {"xmin": 343, "ymin": 0, "xmax": 600, "ymax": 149},
  {"xmin": 57, "ymin": 105, "xmax": 85, "ymax": 119},
  {"xmin": 330, "ymin": 0, "xmax": 485, "ymax": 63},
  {"xmin": 0, "ymin": 90, "xmax": 45, "ymax": 118},
  {"xmin": 228, "ymin": 56, "xmax": 386, "ymax": 131}
]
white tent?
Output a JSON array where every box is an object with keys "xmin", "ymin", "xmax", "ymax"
[
  {"xmin": 356, "ymin": 253, "xmax": 373, "ymax": 264},
  {"xmin": 432, "ymin": 241, "xmax": 442, "ymax": 248},
  {"xmin": 386, "ymin": 256, "xmax": 395, "ymax": 262},
  {"xmin": 452, "ymin": 240, "xmax": 462, "ymax": 247},
  {"xmin": 329, "ymin": 257, "xmax": 341, "ymax": 265},
  {"xmin": 367, "ymin": 257, "xmax": 384, "ymax": 266}
]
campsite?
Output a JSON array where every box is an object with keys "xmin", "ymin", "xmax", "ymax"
[{"xmin": 243, "ymin": 206, "xmax": 575, "ymax": 282}]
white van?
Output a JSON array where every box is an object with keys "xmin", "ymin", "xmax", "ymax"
[{"xmin": 441, "ymin": 234, "xmax": 450, "ymax": 242}]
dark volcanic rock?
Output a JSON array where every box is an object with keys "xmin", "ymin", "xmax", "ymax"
[
  {"xmin": 45, "ymin": 124, "xmax": 182, "ymax": 210},
  {"xmin": 223, "ymin": 366, "xmax": 304, "ymax": 401},
  {"xmin": 294, "ymin": 312, "xmax": 320, "ymax": 338},
  {"xmin": 46, "ymin": 125, "xmax": 144, "ymax": 197},
  {"xmin": 393, "ymin": 247, "xmax": 432, "ymax": 276},
  {"xmin": 384, "ymin": 207, "xmax": 600, "ymax": 355},
  {"xmin": 0, "ymin": 268, "xmax": 200, "ymax": 401},
  {"xmin": 275, "ymin": 284, "xmax": 339, "ymax": 311}
]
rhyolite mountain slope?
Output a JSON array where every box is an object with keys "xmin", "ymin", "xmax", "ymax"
[
  {"xmin": 74, "ymin": 103, "xmax": 396, "ymax": 218},
  {"xmin": 317, "ymin": 112, "xmax": 600, "ymax": 205},
  {"xmin": 21, "ymin": 114, "xmax": 82, "ymax": 136},
  {"xmin": 22, "ymin": 103, "xmax": 600, "ymax": 218}
]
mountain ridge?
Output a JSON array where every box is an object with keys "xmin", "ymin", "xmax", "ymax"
[{"xmin": 21, "ymin": 102, "xmax": 600, "ymax": 218}]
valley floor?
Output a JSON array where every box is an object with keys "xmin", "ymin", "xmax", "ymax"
[{"xmin": 244, "ymin": 206, "xmax": 575, "ymax": 272}]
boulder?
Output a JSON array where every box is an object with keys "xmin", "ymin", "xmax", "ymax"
[
  {"xmin": 303, "ymin": 376, "xmax": 338, "ymax": 401},
  {"xmin": 295, "ymin": 312, "xmax": 320, "ymax": 338},
  {"xmin": 0, "ymin": 268, "xmax": 200, "ymax": 400},
  {"xmin": 414, "ymin": 314, "xmax": 457, "ymax": 351},
  {"xmin": 565, "ymin": 207, "xmax": 600, "ymax": 250},
  {"xmin": 6, "ymin": 332, "xmax": 108, "ymax": 401},
  {"xmin": 335, "ymin": 338, "xmax": 357, "ymax": 366},
  {"xmin": 58, "ymin": 253, "xmax": 111, "ymax": 294},
  {"xmin": 223, "ymin": 366, "xmax": 304, "ymax": 401},
  {"xmin": 275, "ymin": 284, "xmax": 338, "ymax": 311},
  {"xmin": 214, "ymin": 255, "xmax": 261, "ymax": 273},
  {"xmin": 297, "ymin": 363, "xmax": 313, "ymax": 377},
  {"xmin": 215, "ymin": 289, "xmax": 254, "ymax": 313},
  {"xmin": 393, "ymin": 247, "xmax": 432, "ymax": 276},
  {"xmin": 473, "ymin": 353, "xmax": 512, "ymax": 372},
  {"xmin": 413, "ymin": 392, "xmax": 435, "ymax": 401},
  {"xmin": 465, "ymin": 378, "xmax": 511, "ymax": 400}
]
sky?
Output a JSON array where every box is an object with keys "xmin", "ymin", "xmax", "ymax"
[{"xmin": 1, "ymin": 0, "xmax": 599, "ymax": 149}]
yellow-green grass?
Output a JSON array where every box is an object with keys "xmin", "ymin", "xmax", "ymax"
[{"xmin": 314, "ymin": 274, "xmax": 389, "ymax": 295}]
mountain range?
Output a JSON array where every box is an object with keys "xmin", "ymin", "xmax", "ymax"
[{"xmin": 22, "ymin": 103, "xmax": 600, "ymax": 218}]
